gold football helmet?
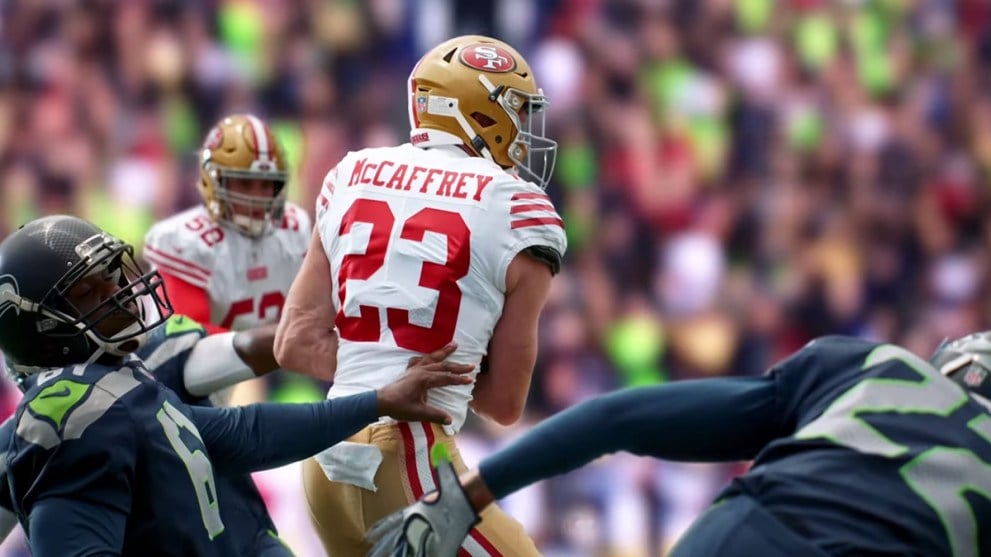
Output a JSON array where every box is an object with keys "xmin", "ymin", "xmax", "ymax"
[
  {"xmin": 408, "ymin": 35, "xmax": 556, "ymax": 188},
  {"xmin": 199, "ymin": 114, "xmax": 288, "ymax": 237}
]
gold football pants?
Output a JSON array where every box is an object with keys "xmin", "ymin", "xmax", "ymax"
[{"xmin": 303, "ymin": 421, "xmax": 541, "ymax": 557}]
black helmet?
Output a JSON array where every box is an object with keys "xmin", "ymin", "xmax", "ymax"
[
  {"xmin": 930, "ymin": 332, "xmax": 991, "ymax": 401},
  {"xmin": 0, "ymin": 215, "xmax": 173, "ymax": 374}
]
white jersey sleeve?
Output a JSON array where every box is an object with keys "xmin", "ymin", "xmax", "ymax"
[
  {"xmin": 315, "ymin": 161, "xmax": 341, "ymax": 224},
  {"xmin": 143, "ymin": 207, "xmax": 217, "ymax": 289},
  {"xmin": 476, "ymin": 178, "xmax": 567, "ymax": 292}
]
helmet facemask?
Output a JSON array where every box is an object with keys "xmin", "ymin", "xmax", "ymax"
[
  {"xmin": 204, "ymin": 164, "xmax": 288, "ymax": 238},
  {"xmin": 36, "ymin": 232, "xmax": 173, "ymax": 364},
  {"xmin": 482, "ymin": 76, "xmax": 558, "ymax": 190},
  {"xmin": 199, "ymin": 114, "xmax": 290, "ymax": 238}
]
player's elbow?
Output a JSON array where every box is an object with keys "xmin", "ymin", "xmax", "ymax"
[
  {"xmin": 474, "ymin": 395, "xmax": 525, "ymax": 426},
  {"xmin": 491, "ymin": 403, "xmax": 524, "ymax": 426}
]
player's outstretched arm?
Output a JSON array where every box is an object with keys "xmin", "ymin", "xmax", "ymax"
[
  {"xmin": 274, "ymin": 228, "xmax": 337, "ymax": 381},
  {"xmin": 181, "ymin": 323, "xmax": 284, "ymax": 397},
  {"xmin": 369, "ymin": 376, "xmax": 782, "ymax": 556},
  {"xmin": 191, "ymin": 343, "xmax": 475, "ymax": 475}
]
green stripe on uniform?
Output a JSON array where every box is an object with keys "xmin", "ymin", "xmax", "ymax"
[{"xmin": 165, "ymin": 314, "xmax": 206, "ymax": 337}]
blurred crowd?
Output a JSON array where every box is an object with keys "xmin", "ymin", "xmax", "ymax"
[{"xmin": 2, "ymin": 0, "xmax": 991, "ymax": 555}]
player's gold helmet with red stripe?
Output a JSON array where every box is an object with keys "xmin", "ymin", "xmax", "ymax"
[
  {"xmin": 408, "ymin": 35, "xmax": 557, "ymax": 189},
  {"xmin": 199, "ymin": 114, "xmax": 289, "ymax": 237}
]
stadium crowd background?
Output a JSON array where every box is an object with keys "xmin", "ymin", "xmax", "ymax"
[{"xmin": 1, "ymin": 0, "xmax": 989, "ymax": 555}]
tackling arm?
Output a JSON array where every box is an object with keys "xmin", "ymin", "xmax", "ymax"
[
  {"xmin": 188, "ymin": 392, "xmax": 379, "ymax": 475},
  {"xmin": 274, "ymin": 227, "xmax": 338, "ymax": 381},
  {"xmin": 190, "ymin": 344, "xmax": 476, "ymax": 474},
  {"xmin": 478, "ymin": 377, "xmax": 781, "ymax": 500}
]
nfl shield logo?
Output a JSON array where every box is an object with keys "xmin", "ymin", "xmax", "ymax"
[
  {"xmin": 416, "ymin": 96, "xmax": 428, "ymax": 113},
  {"xmin": 964, "ymin": 367, "xmax": 987, "ymax": 387}
]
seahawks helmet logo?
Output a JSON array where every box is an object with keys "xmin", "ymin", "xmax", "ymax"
[{"xmin": 0, "ymin": 274, "xmax": 21, "ymax": 318}]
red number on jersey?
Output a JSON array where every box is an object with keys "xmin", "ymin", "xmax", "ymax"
[
  {"xmin": 336, "ymin": 200, "xmax": 470, "ymax": 352},
  {"xmin": 220, "ymin": 291, "xmax": 286, "ymax": 329},
  {"xmin": 185, "ymin": 215, "xmax": 225, "ymax": 247},
  {"xmin": 336, "ymin": 200, "xmax": 394, "ymax": 341}
]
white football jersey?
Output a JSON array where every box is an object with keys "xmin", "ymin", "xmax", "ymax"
[
  {"xmin": 316, "ymin": 144, "xmax": 567, "ymax": 431},
  {"xmin": 144, "ymin": 203, "xmax": 311, "ymax": 331}
]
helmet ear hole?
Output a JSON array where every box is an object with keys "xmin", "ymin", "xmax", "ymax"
[
  {"xmin": 471, "ymin": 112, "xmax": 496, "ymax": 128},
  {"xmin": 494, "ymin": 135, "xmax": 503, "ymax": 144}
]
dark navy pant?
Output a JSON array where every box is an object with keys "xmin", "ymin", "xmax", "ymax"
[{"xmin": 670, "ymin": 495, "xmax": 830, "ymax": 557}]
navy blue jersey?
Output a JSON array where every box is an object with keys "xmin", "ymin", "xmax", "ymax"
[
  {"xmin": 2, "ymin": 351, "xmax": 378, "ymax": 556},
  {"xmin": 480, "ymin": 335, "xmax": 991, "ymax": 557},
  {"xmin": 723, "ymin": 336, "xmax": 991, "ymax": 557},
  {"xmin": 137, "ymin": 315, "xmax": 283, "ymax": 556},
  {"xmin": 5, "ymin": 358, "xmax": 239, "ymax": 556}
]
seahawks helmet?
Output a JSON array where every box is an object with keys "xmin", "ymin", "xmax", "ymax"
[
  {"xmin": 0, "ymin": 215, "xmax": 172, "ymax": 374},
  {"xmin": 930, "ymin": 332, "xmax": 991, "ymax": 400}
]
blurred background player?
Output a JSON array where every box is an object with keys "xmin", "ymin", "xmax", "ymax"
[
  {"xmin": 143, "ymin": 113, "xmax": 315, "ymax": 401},
  {"xmin": 142, "ymin": 113, "xmax": 319, "ymax": 551},
  {"xmin": 0, "ymin": 214, "xmax": 475, "ymax": 556},
  {"xmin": 275, "ymin": 35, "xmax": 566, "ymax": 556},
  {"xmin": 372, "ymin": 333, "xmax": 991, "ymax": 557}
]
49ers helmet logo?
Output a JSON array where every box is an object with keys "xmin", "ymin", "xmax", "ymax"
[
  {"xmin": 459, "ymin": 44, "xmax": 517, "ymax": 73},
  {"xmin": 204, "ymin": 126, "xmax": 224, "ymax": 150}
]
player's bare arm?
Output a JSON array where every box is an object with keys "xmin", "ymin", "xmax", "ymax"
[
  {"xmin": 274, "ymin": 226, "xmax": 337, "ymax": 381},
  {"xmin": 470, "ymin": 251, "xmax": 554, "ymax": 425}
]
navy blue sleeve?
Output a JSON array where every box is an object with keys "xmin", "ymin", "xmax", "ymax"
[
  {"xmin": 29, "ymin": 497, "xmax": 124, "ymax": 557},
  {"xmin": 479, "ymin": 377, "xmax": 780, "ymax": 500},
  {"xmin": 188, "ymin": 391, "xmax": 379, "ymax": 474}
]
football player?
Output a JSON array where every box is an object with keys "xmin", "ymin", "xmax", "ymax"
[
  {"xmin": 0, "ymin": 315, "xmax": 280, "ymax": 550},
  {"xmin": 370, "ymin": 335, "xmax": 991, "ymax": 557},
  {"xmin": 0, "ymin": 215, "xmax": 474, "ymax": 557},
  {"xmin": 275, "ymin": 35, "xmax": 566, "ymax": 556},
  {"xmin": 143, "ymin": 113, "xmax": 312, "ymax": 371}
]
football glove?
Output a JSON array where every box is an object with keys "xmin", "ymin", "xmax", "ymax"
[{"xmin": 366, "ymin": 453, "xmax": 480, "ymax": 557}]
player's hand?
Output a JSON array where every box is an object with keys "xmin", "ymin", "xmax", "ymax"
[
  {"xmin": 366, "ymin": 458, "xmax": 479, "ymax": 557},
  {"xmin": 377, "ymin": 342, "xmax": 474, "ymax": 425}
]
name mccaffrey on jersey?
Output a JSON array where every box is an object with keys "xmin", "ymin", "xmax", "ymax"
[{"xmin": 346, "ymin": 157, "xmax": 494, "ymax": 201}]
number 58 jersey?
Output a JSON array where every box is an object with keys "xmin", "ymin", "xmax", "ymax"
[
  {"xmin": 144, "ymin": 204, "xmax": 311, "ymax": 332},
  {"xmin": 316, "ymin": 144, "xmax": 566, "ymax": 431}
]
